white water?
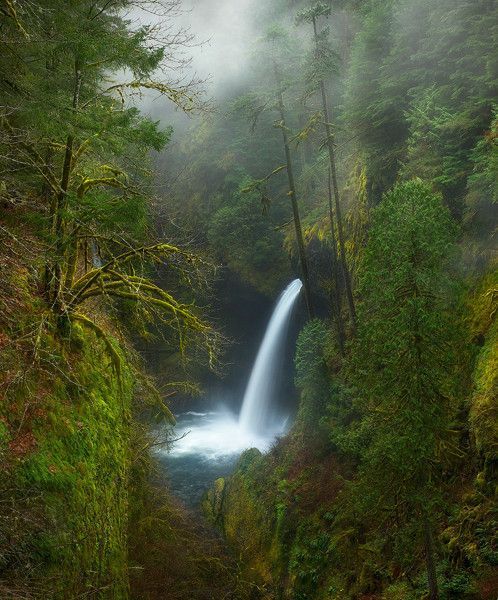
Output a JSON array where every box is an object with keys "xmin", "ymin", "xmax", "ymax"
[
  {"xmin": 167, "ymin": 408, "xmax": 281, "ymax": 460},
  {"xmin": 158, "ymin": 407, "xmax": 287, "ymax": 506},
  {"xmin": 161, "ymin": 280, "xmax": 302, "ymax": 505},
  {"xmin": 239, "ymin": 278, "xmax": 303, "ymax": 435}
]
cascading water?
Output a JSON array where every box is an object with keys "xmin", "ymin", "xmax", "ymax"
[
  {"xmin": 238, "ymin": 278, "xmax": 303, "ymax": 435},
  {"xmin": 160, "ymin": 278, "xmax": 302, "ymax": 506}
]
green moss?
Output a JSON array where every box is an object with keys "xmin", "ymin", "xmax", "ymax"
[
  {"xmin": 470, "ymin": 316, "xmax": 498, "ymax": 468},
  {"xmin": 382, "ymin": 581, "xmax": 415, "ymax": 600},
  {"xmin": 0, "ymin": 308, "xmax": 133, "ymax": 599}
]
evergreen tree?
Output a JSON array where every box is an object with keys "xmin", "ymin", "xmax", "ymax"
[
  {"xmin": 0, "ymin": 0, "xmax": 215, "ymax": 353},
  {"xmin": 349, "ymin": 180, "xmax": 462, "ymax": 599},
  {"xmin": 298, "ymin": 1, "xmax": 356, "ymax": 339}
]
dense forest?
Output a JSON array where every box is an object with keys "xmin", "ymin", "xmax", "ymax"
[{"xmin": 0, "ymin": 0, "xmax": 496, "ymax": 599}]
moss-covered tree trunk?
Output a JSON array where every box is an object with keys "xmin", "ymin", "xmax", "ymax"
[
  {"xmin": 312, "ymin": 15, "xmax": 356, "ymax": 330},
  {"xmin": 50, "ymin": 58, "xmax": 81, "ymax": 314},
  {"xmin": 327, "ymin": 167, "xmax": 345, "ymax": 353},
  {"xmin": 424, "ymin": 517, "xmax": 439, "ymax": 600},
  {"xmin": 274, "ymin": 63, "xmax": 314, "ymax": 319}
]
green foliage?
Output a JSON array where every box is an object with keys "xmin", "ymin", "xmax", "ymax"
[
  {"xmin": 345, "ymin": 0, "xmax": 401, "ymax": 202},
  {"xmin": 344, "ymin": 179, "xmax": 464, "ymax": 590},
  {"xmin": 208, "ymin": 179, "xmax": 290, "ymax": 294},
  {"xmin": 0, "ymin": 3, "xmax": 219, "ymax": 597},
  {"xmin": 296, "ymin": 3, "xmax": 331, "ymax": 24},
  {"xmin": 345, "ymin": 0, "xmax": 498, "ymax": 216},
  {"xmin": 465, "ymin": 108, "xmax": 498, "ymax": 262},
  {"xmin": 297, "ymin": 4, "xmax": 340, "ymax": 96},
  {"xmin": 294, "ymin": 319, "xmax": 329, "ymax": 391},
  {"xmin": 195, "ymin": 1, "xmax": 497, "ymax": 597},
  {"xmin": 129, "ymin": 472, "xmax": 255, "ymax": 599},
  {"xmin": 0, "ymin": 0, "xmax": 216, "ymax": 365},
  {"xmin": 2, "ymin": 1, "xmax": 497, "ymax": 598},
  {"xmin": 294, "ymin": 319, "xmax": 334, "ymax": 431}
]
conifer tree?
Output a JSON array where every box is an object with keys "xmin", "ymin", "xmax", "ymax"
[
  {"xmin": 297, "ymin": 2, "xmax": 356, "ymax": 329},
  {"xmin": 350, "ymin": 180, "xmax": 462, "ymax": 599},
  {"xmin": 0, "ymin": 0, "xmax": 215, "ymax": 353}
]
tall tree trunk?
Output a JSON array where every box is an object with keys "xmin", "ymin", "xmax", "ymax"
[
  {"xmin": 41, "ymin": 48, "xmax": 57, "ymax": 301},
  {"xmin": 424, "ymin": 518, "xmax": 439, "ymax": 600},
  {"xmin": 312, "ymin": 17, "xmax": 356, "ymax": 330},
  {"xmin": 274, "ymin": 63, "xmax": 314, "ymax": 319},
  {"xmin": 298, "ymin": 101, "xmax": 314, "ymax": 168},
  {"xmin": 50, "ymin": 58, "xmax": 82, "ymax": 312},
  {"xmin": 84, "ymin": 239, "xmax": 89, "ymax": 273},
  {"xmin": 327, "ymin": 168, "xmax": 345, "ymax": 354}
]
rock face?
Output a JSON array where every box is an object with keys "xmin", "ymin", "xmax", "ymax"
[{"xmin": 203, "ymin": 448, "xmax": 278, "ymax": 587}]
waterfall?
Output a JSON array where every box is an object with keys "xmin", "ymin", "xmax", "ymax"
[{"xmin": 239, "ymin": 279, "xmax": 303, "ymax": 435}]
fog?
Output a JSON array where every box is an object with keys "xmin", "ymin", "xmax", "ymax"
[
  {"xmin": 132, "ymin": 0, "xmax": 259, "ymax": 127},
  {"xmin": 179, "ymin": 0, "xmax": 256, "ymax": 94}
]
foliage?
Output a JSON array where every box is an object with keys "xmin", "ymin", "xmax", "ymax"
[
  {"xmin": 344, "ymin": 181, "xmax": 463, "ymax": 587},
  {"xmin": 0, "ymin": 0, "xmax": 218, "ymax": 367},
  {"xmin": 344, "ymin": 0, "xmax": 497, "ymax": 218},
  {"xmin": 294, "ymin": 319, "xmax": 329, "ymax": 391},
  {"xmin": 0, "ymin": 1, "xmax": 220, "ymax": 597},
  {"xmin": 2, "ymin": 0, "xmax": 498, "ymax": 598},
  {"xmin": 208, "ymin": 180, "xmax": 290, "ymax": 294}
]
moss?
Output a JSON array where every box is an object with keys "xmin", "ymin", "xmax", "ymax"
[
  {"xmin": 466, "ymin": 266, "xmax": 498, "ymax": 471},
  {"xmin": 381, "ymin": 581, "xmax": 415, "ymax": 599},
  {"xmin": 469, "ymin": 317, "xmax": 498, "ymax": 470},
  {"xmin": 202, "ymin": 477, "xmax": 226, "ymax": 525},
  {"xmin": 0, "ymin": 301, "xmax": 134, "ymax": 598}
]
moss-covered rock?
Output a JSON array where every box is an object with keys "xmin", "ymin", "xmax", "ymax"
[
  {"xmin": 202, "ymin": 476, "xmax": 226, "ymax": 524},
  {"xmin": 468, "ymin": 268, "xmax": 498, "ymax": 475}
]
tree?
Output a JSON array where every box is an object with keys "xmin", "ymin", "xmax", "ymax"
[
  {"xmin": 229, "ymin": 26, "xmax": 315, "ymax": 317},
  {"xmin": 344, "ymin": 0, "xmax": 404, "ymax": 204},
  {"xmin": 297, "ymin": 2, "xmax": 356, "ymax": 331},
  {"xmin": 0, "ymin": 0, "xmax": 216, "ymax": 358},
  {"xmin": 273, "ymin": 54, "xmax": 315, "ymax": 318},
  {"xmin": 348, "ymin": 180, "xmax": 462, "ymax": 599}
]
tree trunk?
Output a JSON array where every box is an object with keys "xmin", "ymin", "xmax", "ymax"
[
  {"xmin": 274, "ymin": 62, "xmax": 314, "ymax": 319},
  {"xmin": 50, "ymin": 58, "xmax": 82, "ymax": 312},
  {"xmin": 312, "ymin": 17, "xmax": 356, "ymax": 330},
  {"xmin": 424, "ymin": 518, "xmax": 439, "ymax": 600},
  {"xmin": 64, "ymin": 229, "xmax": 79, "ymax": 289},
  {"xmin": 327, "ymin": 168, "xmax": 345, "ymax": 354}
]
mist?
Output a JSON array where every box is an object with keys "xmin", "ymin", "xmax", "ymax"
[{"xmin": 133, "ymin": 0, "xmax": 260, "ymax": 128}]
